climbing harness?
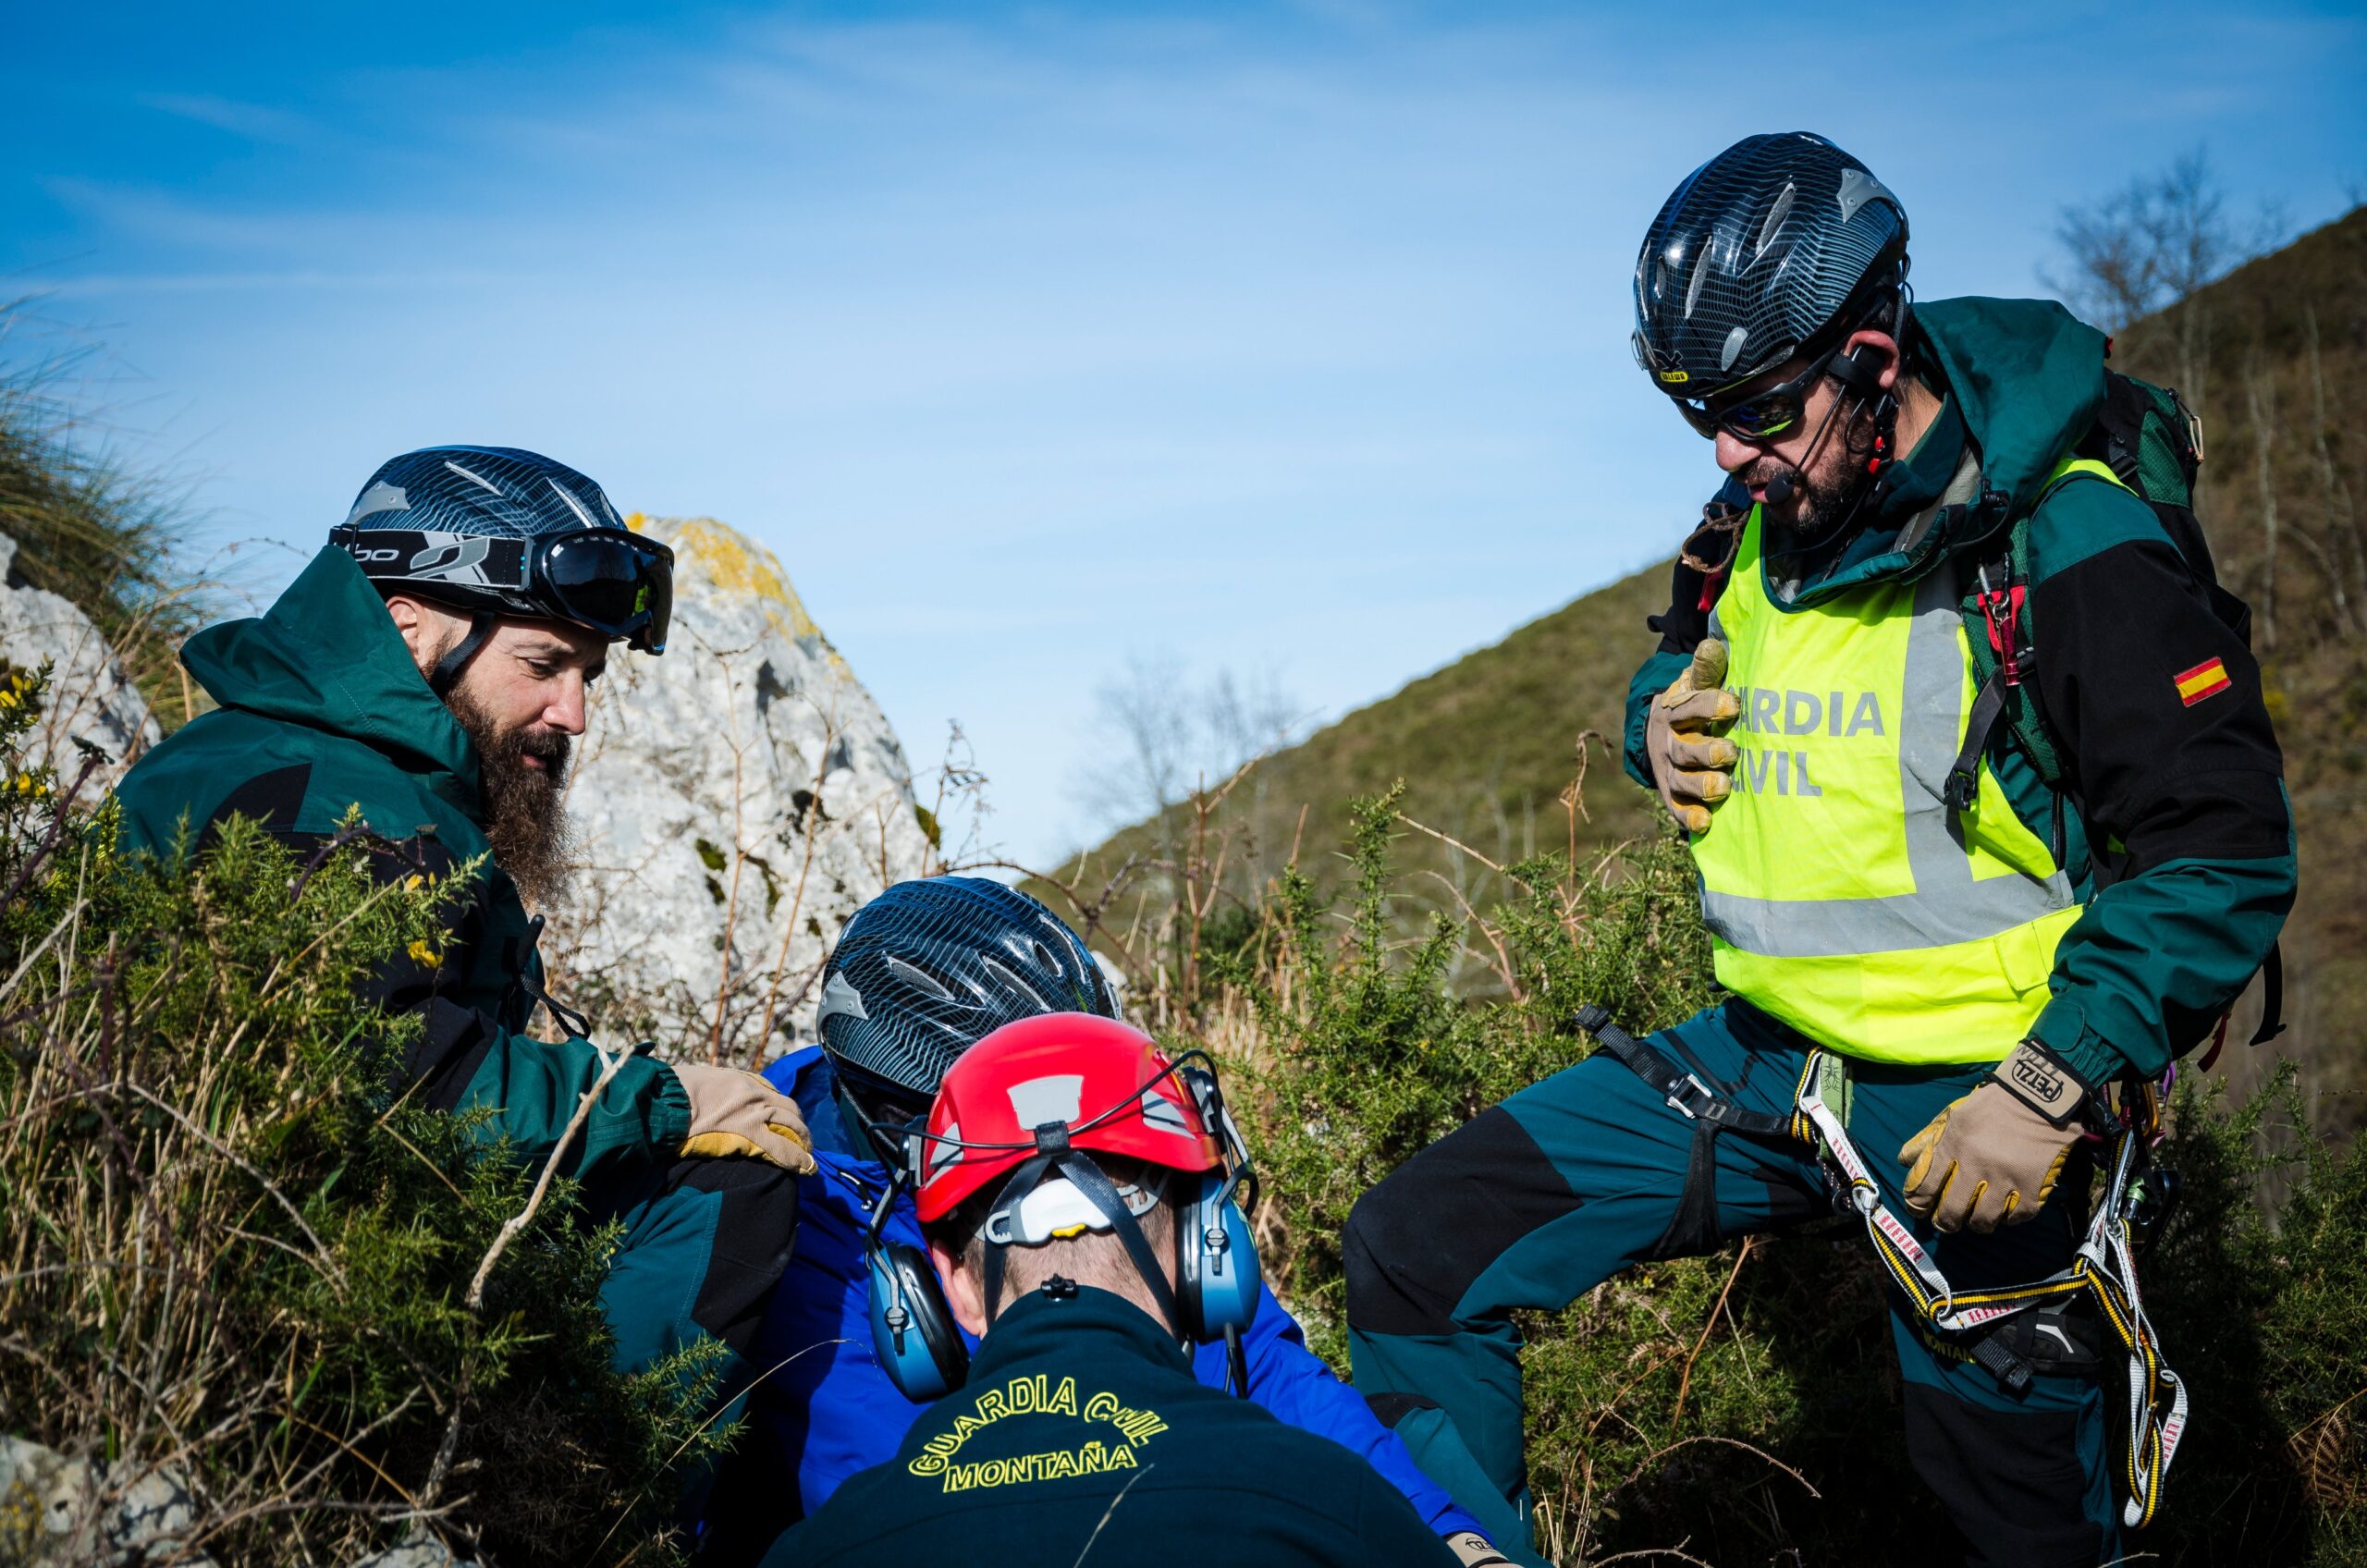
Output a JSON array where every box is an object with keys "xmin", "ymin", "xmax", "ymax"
[
  {"xmin": 1795, "ymin": 1053, "xmax": 2187, "ymax": 1529},
  {"xmin": 1573, "ymin": 1005, "xmax": 1797, "ymax": 1258},
  {"xmin": 1575, "ymin": 1006, "xmax": 2187, "ymax": 1529}
]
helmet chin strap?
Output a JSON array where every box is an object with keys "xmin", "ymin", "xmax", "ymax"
[{"xmin": 428, "ymin": 610, "xmax": 496, "ymax": 696}]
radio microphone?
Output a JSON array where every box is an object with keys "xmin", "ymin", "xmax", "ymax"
[{"xmin": 1760, "ymin": 473, "xmax": 1795, "ymax": 506}]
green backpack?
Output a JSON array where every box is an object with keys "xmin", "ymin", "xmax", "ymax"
[{"xmin": 1947, "ymin": 368, "xmax": 2283, "ymax": 1049}]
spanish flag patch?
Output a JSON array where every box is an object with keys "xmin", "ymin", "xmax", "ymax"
[{"xmin": 2175, "ymin": 657, "xmax": 2232, "ymax": 706}]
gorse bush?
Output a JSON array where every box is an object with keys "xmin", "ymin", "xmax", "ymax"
[
  {"xmin": 0, "ymin": 665, "xmax": 717, "ymax": 1567},
  {"xmin": 1185, "ymin": 780, "xmax": 2367, "ymax": 1566}
]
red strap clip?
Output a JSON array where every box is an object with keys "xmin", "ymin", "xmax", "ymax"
[{"xmin": 1976, "ymin": 580, "xmax": 2028, "ymax": 687}]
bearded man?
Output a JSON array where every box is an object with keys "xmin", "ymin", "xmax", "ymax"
[{"xmin": 112, "ymin": 447, "xmax": 814, "ymax": 1505}]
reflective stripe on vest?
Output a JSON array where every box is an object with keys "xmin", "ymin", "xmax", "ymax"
[{"xmin": 1688, "ymin": 461, "xmax": 2111, "ymax": 1062}]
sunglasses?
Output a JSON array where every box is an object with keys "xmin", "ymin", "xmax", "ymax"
[{"xmin": 1675, "ymin": 347, "xmax": 1838, "ymax": 442}]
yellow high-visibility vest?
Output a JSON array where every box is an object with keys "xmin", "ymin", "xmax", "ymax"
[{"xmin": 1688, "ymin": 459, "xmax": 2123, "ymax": 1062}]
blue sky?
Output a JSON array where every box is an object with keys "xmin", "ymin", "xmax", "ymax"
[{"xmin": 6, "ymin": 2, "xmax": 2363, "ymax": 865}]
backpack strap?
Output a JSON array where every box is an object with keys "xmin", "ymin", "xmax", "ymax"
[{"xmin": 1944, "ymin": 459, "xmax": 2125, "ymax": 812}]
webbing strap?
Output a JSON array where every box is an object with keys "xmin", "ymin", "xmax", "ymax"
[
  {"xmin": 2251, "ymin": 941, "xmax": 2287, "ymax": 1046},
  {"xmin": 1944, "ymin": 668, "xmax": 2011, "ymax": 813},
  {"xmin": 1575, "ymin": 1006, "xmax": 1797, "ymax": 1140},
  {"xmin": 1797, "ymin": 1057, "xmax": 2185, "ymax": 1527}
]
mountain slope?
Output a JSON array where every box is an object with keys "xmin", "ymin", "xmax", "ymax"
[
  {"xmin": 1035, "ymin": 557, "xmax": 1672, "ymax": 961},
  {"xmin": 1053, "ymin": 206, "xmax": 2367, "ymax": 1125}
]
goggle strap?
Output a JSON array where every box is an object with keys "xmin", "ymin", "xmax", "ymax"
[{"xmin": 333, "ymin": 526, "xmax": 532, "ymax": 592}]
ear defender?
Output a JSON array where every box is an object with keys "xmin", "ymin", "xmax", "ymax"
[
  {"xmin": 1174, "ymin": 1170, "xmax": 1261, "ymax": 1341},
  {"xmin": 865, "ymin": 1242, "xmax": 969, "ymax": 1402}
]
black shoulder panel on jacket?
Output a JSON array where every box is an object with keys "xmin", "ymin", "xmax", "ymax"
[
  {"xmin": 402, "ymin": 997, "xmax": 498, "ymax": 1113},
  {"xmin": 2029, "ymin": 535, "xmax": 2287, "ymax": 875},
  {"xmin": 198, "ymin": 762, "xmax": 313, "ymax": 851}
]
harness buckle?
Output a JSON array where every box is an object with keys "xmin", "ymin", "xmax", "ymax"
[{"xmin": 1665, "ymin": 1073, "xmax": 1720, "ymax": 1121}]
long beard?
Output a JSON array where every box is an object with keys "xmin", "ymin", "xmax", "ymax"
[{"xmin": 445, "ymin": 684, "xmax": 576, "ymax": 909}]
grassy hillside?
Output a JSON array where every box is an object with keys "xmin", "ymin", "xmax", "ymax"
[
  {"xmin": 2110, "ymin": 205, "xmax": 2367, "ymax": 1128},
  {"xmin": 1050, "ymin": 206, "xmax": 2367, "ymax": 1129},
  {"xmin": 1032, "ymin": 559, "xmax": 1670, "ymax": 971}
]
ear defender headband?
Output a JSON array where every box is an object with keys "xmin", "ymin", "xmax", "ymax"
[{"xmin": 862, "ymin": 1052, "xmax": 1262, "ymax": 1403}]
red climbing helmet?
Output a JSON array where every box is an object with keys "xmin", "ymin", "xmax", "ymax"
[{"xmin": 914, "ymin": 1013, "xmax": 1221, "ymax": 1224}]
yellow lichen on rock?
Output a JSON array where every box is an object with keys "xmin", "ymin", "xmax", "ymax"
[{"xmin": 634, "ymin": 515, "xmax": 831, "ymax": 652}]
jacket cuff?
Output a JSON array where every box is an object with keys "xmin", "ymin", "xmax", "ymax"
[
  {"xmin": 2026, "ymin": 997, "xmax": 2127, "ymax": 1098},
  {"xmin": 652, "ymin": 1061, "xmax": 693, "ymax": 1152}
]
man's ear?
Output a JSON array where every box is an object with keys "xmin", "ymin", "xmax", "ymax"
[
  {"xmin": 382, "ymin": 594, "xmax": 459, "ymax": 680},
  {"xmin": 929, "ymin": 1238, "xmax": 990, "ymax": 1338},
  {"xmin": 1841, "ymin": 328, "xmax": 1902, "ymax": 394}
]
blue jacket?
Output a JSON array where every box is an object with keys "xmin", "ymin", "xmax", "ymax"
[{"xmin": 751, "ymin": 1048, "xmax": 1480, "ymax": 1538}]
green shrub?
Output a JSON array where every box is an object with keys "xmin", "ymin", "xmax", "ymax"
[
  {"xmin": 0, "ymin": 666, "xmax": 717, "ymax": 1566},
  {"xmin": 1215, "ymin": 782, "xmax": 2367, "ymax": 1566}
]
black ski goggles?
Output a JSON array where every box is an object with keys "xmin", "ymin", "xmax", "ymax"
[
  {"xmin": 540, "ymin": 529, "xmax": 674, "ymax": 654},
  {"xmin": 1674, "ymin": 347, "xmax": 1837, "ymax": 443},
  {"xmin": 336, "ymin": 525, "xmax": 674, "ymax": 654}
]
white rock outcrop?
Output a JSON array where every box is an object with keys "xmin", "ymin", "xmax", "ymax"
[
  {"xmin": 546, "ymin": 516, "xmax": 934, "ymax": 1064},
  {"xmin": 0, "ymin": 533, "xmax": 163, "ymax": 788},
  {"xmin": 0, "ymin": 1436, "xmax": 213, "ymax": 1567}
]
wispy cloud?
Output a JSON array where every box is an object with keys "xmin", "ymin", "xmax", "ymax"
[
  {"xmin": 9, "ymin": 1, "xmax": 2364, "ymax": 862},
  {"xmin": 44, "ymin": 267, "xmax": 511, "ymax": 297},
  {"xmin": 138, "ymin": 92, "xmax": 316, "ymax": 143}
]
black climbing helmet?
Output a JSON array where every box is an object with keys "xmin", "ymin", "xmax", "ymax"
[
  {"xmin": 1632, "ymin": 132, "xmax": 1910, "ymax": 407},
  {"xmin": 332, "ymin": 446, "xmax": 673, "ymax": 691},
  {"xmin": 817, "ymin": 877, "xmax": 1117, "ymax": 1145}
]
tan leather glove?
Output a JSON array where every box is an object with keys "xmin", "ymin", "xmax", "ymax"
[
  {"xmin": 672, "ymin": 1062, "xmax": 817, "ymax": 1172},
  {"xmin": 1644, "ymin": 639, "xmax": 1740, "ymax": 834},
  {"xmin": 1900, "ymin": 1041, "xmax": 2090, "ymax": 1233}
]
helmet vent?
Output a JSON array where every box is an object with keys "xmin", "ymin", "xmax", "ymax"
[
  {"xmin": 885, "ymin": 954, "xmax": 960, "ymax": 1004},
  {"xmin": 1755, "ymin": 182, "xmax": 1796, "ymax": 262},
  {"xmin": 442, "ymin": 459, "xmax": 501, "ymax": 495},
  {"xmin": 1720, "ymin": 325, "xmax": 1748, "ymax": 372},
  {"xmin": 546, "ymin": 479, "xmax": 598, "ymax": 529},
  {"xmin": 980, "ymin": 957, "xmax": 1050, "ymax": 1011},
  {"xmin": 1684, "ymin": 241, "xmax": 1709, "ymax": 320}
]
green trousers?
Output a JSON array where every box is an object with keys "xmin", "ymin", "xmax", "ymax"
[{"xmin": 1343, "ymin": 998, "xmax": 2118, "ymax": 1568}]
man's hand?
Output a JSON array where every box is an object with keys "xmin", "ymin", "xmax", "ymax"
[
  {"xmin": 1645, "ymin": 639, "xmax": 1740, "ymax": 834},
  {"xmin": 1899, "ymin": 1041, "xmax": 2089, "ymax": 1233},
  {"xmin": 673, "ymin": 1062, "xmax": 817, "ymax": 1173}
]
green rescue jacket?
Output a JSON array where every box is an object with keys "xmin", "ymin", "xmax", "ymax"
[
  {"xmin": 113, "ymin": 545, "xmax": 692, "ymax": 1179},
  {"xmin": 1623, "ymin": 297, "xmax": 2295, "ymax": 1088}
]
